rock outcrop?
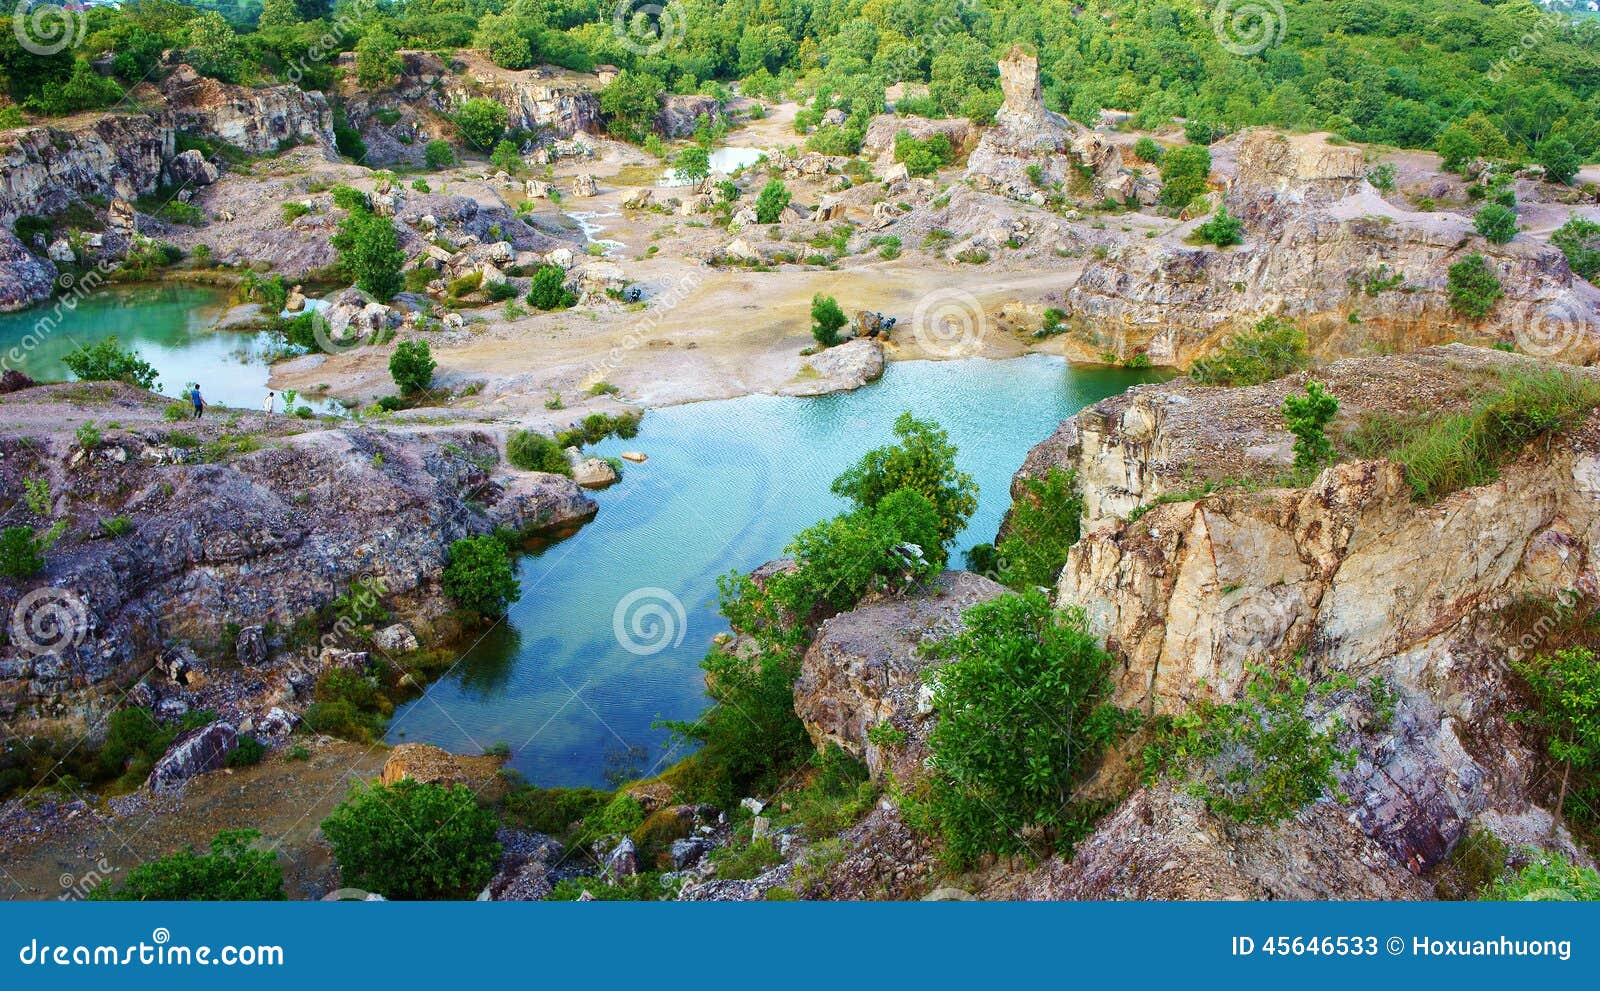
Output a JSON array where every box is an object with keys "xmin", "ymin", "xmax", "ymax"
[
  {"xmin": 148, "ymin": 721, "xmax": 238, "ymax": 793},
  {"xmin": 0, "ymin": 229, "xmax": 57, "ymax": 312},
  {"xmin": 160, "ymin": 65, "xmax": 338, "ymax": 158},
  {"xmin": 0, "ymin": 115, "xmax": 172, "ymax": 226}
]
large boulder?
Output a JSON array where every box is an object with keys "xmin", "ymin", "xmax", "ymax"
[
  {"xmin": 785, "ymin": 338, "xmax": 886, "ymax": 397},
  {"xmin": 164, "ymin": 148, "xmax": 220, "ymax": 188},
  {"xmin": 148, "ymin": 721, "xmax": 238, "ymax": 793},
  {"xmin": 380, "ymin": 742, "xmax": 505, "ymax": 793},
  {"xmin": 0, "ymin": 229, "xmax": 56, "ymax": 313}
]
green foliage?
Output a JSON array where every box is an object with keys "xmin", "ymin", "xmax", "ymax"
[
  {"xmin": 90, "ymin": 830, "xmax": 284, "ymax": 901},
  {"xmin": 1447, "ymin": 253, "xmax": 1504, "ymax": 319},
  {"xmin": 282, "ymin": 201, "xmax": 311, "ymax": 225},
  {"xmin": 1436, "ymin": 124, "xmax": 1480, "ymax": 173},
  {"xmin": 1188, "ymin": 316, "xmax": 1307, "ymax": 387},
  {"xmin": 598, "ymin": 71, "xmax": 663, "ymax": 144},
  {"xmin": 442, "ymin": 534, "xmax": 519, "ymax": 618},
  {"xmin": 322, "ymin": 780, "xmax": 501, "ymax": 900},
  {"xmin": 0, "ymin": 527, "xmax": 43, "ymax": 578},
  {"xmin": 302, "ymin": 669, "xmax": 392, "ymax": 743},
  {"xmin": 62, "ymin": 338, "xmax": 158, "ymax": 390},
  {"xmin": 454, "ymin": 98, "xmax": 509, "ymax": 151},
  {"xmin": 332, "ymin": 212, "xmax": 405, "ymax": 301},
  {"xmin": 1510, "ymin": 646, "xmax": 1600, "ymax": 828},
  {"xmin": 1474, "ymin": 203, "xmax": 1519, "ymax": 245},
  {"xmin": 993, "ymin": 468, "xmax": 1083, "ymax": 590},
  {"xmin": 24, "ymin": 59, "xmax": 122, "ymax": 116},
  {"xmin": 810, "ymin": 293, "xmax": 847, "ymax": 347},
  {"xmin": 525, "ymin": 264, "xmax": 576, "ymax": 310},
  {"xmin": 1367, "ymin": 162, "xmax": 1397, "ymax": 193},
  {"xmin": 590, "ymin": 793, "xmax": 646, "ymax": 836},
  {"xmin": 1142, "ymin": 666, "xmax": 1355, "ymax": 825},
  {"xmin": 1159, "ymin": 145, "xmax": 1212, "ymax": 209},
  {"xmin": 675, "ymin": 145, "xmax": 711, "ymax": 182},
  {"xmin": 1283, "ymin": 380, "xmax": 1339, "ymax": 472},
  {"xmin": 755, "ymin": 179, "xmax": 792, "ymax": 224},
  {"xmin": 1195, "ymin": 206, "xmax": 1244, "ymax": 247},
  {"xmin": 506, "ymin": 430, "xmax": 571, "ymax": 476},
  {"xmin": 919, "ymin": 590, "xmax": 1133, "ymax": 867},
  {"xmin": 490, "ymin": 139, "xmax": 523, "ymax": 174},
  {"xmin": 1481, "ymin": 854, "xmax": 1600, "ymax": 901},
  {"xmin": 553, "ymin": 411, "xmax": 641, "ymax": 448},
  {"xmin": 225, "ymin": 735, "xmax": 266, "ymax": 768},
  {"xmin": 1133, "ymin": 137, "xmax": 1164, "ymax": 164},
  {"xmin": 424, "ymin": 140, "xmax": 455, "ymax": 169},
  {"xmin": 388, "ymin": 340, "xmax": 435, "ymax": 395},
  {"xmin": 1536, "ymin": 135, "xmax": 1581, "ymax": 186},
  {"xmin": 1552, "ymin": 216, "xmax": 1600, "ymax": 282},
  {"xmin": 831, "ymin": 411, "xmax": 977, "ymax": 546},
  {"xmin": 893, "ymin": 129, "xmax": 954, "ymax": 177},
  {"xmin": 330, "ymin": 185, "xmax": 370, "ymax": 213}
]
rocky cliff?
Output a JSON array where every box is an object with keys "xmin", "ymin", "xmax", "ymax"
[
  {"xmin": 0, "ymin": 114, "xmax": 172, "ymax": 228},
  {"xmin": 0, "ymin": 384, "xmax": 595, "ymax": 723},
  {"xmin": 1058, "ymin": 131, "xmax": 1600, "ymax": 366},
  {"xmin": 159, "ymin": 65, "xmax": 338, "ymax": 159}
]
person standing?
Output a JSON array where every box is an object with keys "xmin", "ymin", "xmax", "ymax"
[
  {"xmin": 191, "ymin": 383, "xmax": 205, "ymax": 419},
  {"xmin": 263, "ymin": 391, "xmax": 275, "ymax": 419}
]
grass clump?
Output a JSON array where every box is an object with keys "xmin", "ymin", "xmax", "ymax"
[{"xmin": 1188, "ymin": 317, "xmax": 1307, "ymax": 386}]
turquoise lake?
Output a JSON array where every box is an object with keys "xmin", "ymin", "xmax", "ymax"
[
  {"xmin": 0, "ymin": 285, "xmax": 326, "ymax": 412},
  {"xmin": 388, "ymin": 355, "xmax": 1162, "ymax": 788}
]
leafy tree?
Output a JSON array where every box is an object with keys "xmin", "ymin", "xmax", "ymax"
[
  {"xmin": 1536, "ymin": 135, "xmax": 1581, "ymax": 186},
  {"xmin": 1436, "ymin": 124, "xmax": 1480, "ymax": 174},
  {"xmin": 1552, "ymin": 216, "xmax": 1600, "ymax": 282},
  {"xmin": 62, "ymin": 338, "xmax": 158, "ymax": 390},
  {"xmin": 1282, "ymin": 379, "xmax": 1339, "ymax": 472},
  {"xmin": 1188, "ymin": 316, "xmax": 1307, "ymax": 386},
  {"xmin": 89, "ymin": 830, "xmax": 284, "ymax": 901},
  {"xmin": 490, "ymin": 139, "xmax": 522, "ymax": 174},
  {"xmin": 1511, "ymin": 647, "xmax": 1600, "ymax": 831},
  {"xmin": 332, "ymin": 212, "xmax": 404, "ymax": 301},
  {"xmin": 598, "ymin": 71, "xmax": 662, "ymax": 144},
  {"xmin": 24, "ymin": 60, "xmax": 122, "ymax": 116},
  {"xmin": 258, "ymin": 0, "xmax": 302, "ymax": 31},
  {"xmin": 1474, "ymin": 203, "xmax": 1518, "ymax": 245},
  {"xmin": 810, "ymin": 294, "xmax": 847, "ymax": 347},
  {"xmin": 441, "ymin": 535, "xmax": 518, "ymax": 617},
  {"xmin": 893, "ymin": 129, "xmax": 953, "ymax": 177},
  {"xmin": 993, "ymin": 468, "xmax": 1083, "ymax": 589},
  {"xmin": 1196, "ymin": 207, "xmax": 1244, "ymax": 247},
  {"xmin": 1447, "ymin": 254, "xmax": 1503, "ymax": 319},
  {"xmin": 354, "ymin": 29, "xmax": 402, "ymax": 89},
  {"xmin": 322, "ymin": 780, "xmax": 501, "ymax": 900},
  {"xmin": 424, "ymin": 139, "xmax": 455, "ymax": 169},
  {"xmin": 525, "ymin": 265, "xmax": 576, "ymax": 310},
  {"xmin": 475, "ymin": 13, "xmax": 536, "ymax": 70},
  {"xmin": 921, "ymin": 590, "xmax": 1133, "ymax": 867},
  {"xmin": 388, "ymin": 340, "xmax": 435, "ymax": 395},
  {"xmin": 832, "ymin": 411, "xmax": 977, "ymax": 545},
  {"xmin": 453, "ymin": 98, "xmax": 508, "ymax": 151},
  {"xmin": 675, "ymin": 145, "xmax": 710, "ymax": 183},
  {"xmin": 506, "ymin": 430, "xmax": 570, "ymax": 476},
  {"xmin": 185, "ymin": 12, "xmax": 244, "ymax": 84},
  {"xmin": 1159, "ymin": 144, "xmax": 1212, "ymax": 209},
  {"xmin": 755, "ymin": 179, "xmax": 792, "ymax": 224},
  {"xmin": 1133, "ymin": 137, "xmax": 1164, "ymax": 164}
]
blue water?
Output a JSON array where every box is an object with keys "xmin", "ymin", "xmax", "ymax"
[{"xmin": 387, "ymin": 355, "xmax": 1162, "ymax": 787}]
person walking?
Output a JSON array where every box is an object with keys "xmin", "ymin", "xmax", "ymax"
[
  {"xmin": 190, "ymin": 383, "xmax": 205, "ymax": 419},
  {"xmin": 263, "ymin": 391, "xmax": 275, "ymax": 419}
]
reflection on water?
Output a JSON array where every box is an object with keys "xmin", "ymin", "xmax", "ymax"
[
  {"xmin": 658, "ymin": 146, "xmax": 767, "ymax": 185},
  {"xmin": 388, "ymin": 355, "xmax": 1165, "ymax": 787}
]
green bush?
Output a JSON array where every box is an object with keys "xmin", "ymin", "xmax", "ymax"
[
  {"xmin": 1474, "ymin": 203, "xmax": 1518, "ymax": 245},
  {"xmin": 506, "ymin": 430, "xmax": 571, "ymax": 475},
  {"xmin": 919, "ymin": 590, "xmax": 1134, "ymax": 867},
  {"xmin": 322, "ymin": 780, "xmax": 501, "ymax": 900},
  {"xmin": 301, "ymin": 668, "xmax": 392, "ymax": 743},
  {"xmin": 526, "ymin": 265, "xmax": 576, "ymax": 310},
  {"xmin": 453, "ymin": 98, "xmax": 509, "ymax": 150},
  {"xmin": 1133, "ymin": 137, "xmax": 1164, "ymax": 163},
  {"xmin": 282, "ymin": 201, "xmax": 311, "ymax": 225},
  {"xmin": 994, "ymin": 468, "xmax": 1083, "ymax": 589},
  {"xmin": 1283, "ymin": 379, "xmax": 1339, "ymax": 472},
  {"xmin": 1142, "ymin": 665, "xmax": 1356, "ymax": 825},
  {"xmin": 500, "ymin": 785, "xmax": 611, "ymax": 840},
  {"xmin": 442, "ymin": 535, "xmax": 519, "ymax": 617},
  {"xmin": 62, "ymin": 338, "xmax": 159, "ymax": 390},
  {"xmin": 755, "ymin": 179, "xmax": 792, "ymax": 224},
  {"xmin": 1536, "ymin": 135, "xmax": 1581, "ymax": 186},
  {"xmin": 389, "ymin": 340, "xmax": 436, "ymax": 395},
  {"xmin": 893, "ymin": 129, "xmax": 954, "ymax": 177},
  {"xmin": 1195, "ymin": 207, "xmax": 1244, "ymax": 247},
  {"xmin": 0, "ymin": 526, "xmax": 45, "ymax": 579},
  {"xmin": 810, "ymin": 294, "xmax": 847, "ymax": 347},
  {"xmin": 1552, "ymin": 216, "xmax": 1600, "ymax": 282},
  {"xmin": 1159, "ymin": 145, "xmax": 1212, "ymax": 209},
  {"xmin": 490, "ymin": 139, "xmax": 522, "ymax": 174},
  {"xmin": 424, "ymin": 140, "xmax": 454, "ymax": 169},
  {"xmin": 225, "ymin": 735, "xmax": 266, "ymax": 768},
  {"xmin": 1510, "ymin": 646, "xmax": 1600, "ymax": 828},
  {"xmin": 89, "ymin": 829, "xmax": 284, "ymax": 901},
  {"xmin": 1188, "ymin": 316, "xmax": 1307, "ymax": 387},
  {"xmin": 446, "ymin": 271, "xmax": 482, "ymax": 298},
  {"xmin": 1447, "ymin": 254, "xmax": 1503, "ymax": 319},
  {"xmin": 1481, "ymin": 854, "xmax": 1600, "ymax": 901},
  {"xmin": 332, "ymin": 211, "xmax": 405, "ymax": 301},
  {"xmin": 831, "ymin": 411, "xmax": 977, "ymax": 545}
]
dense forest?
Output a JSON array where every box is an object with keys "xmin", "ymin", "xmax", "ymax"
[{"xmin": 2, "ymin": 0, "xmax": 1598, "ymax": 160}]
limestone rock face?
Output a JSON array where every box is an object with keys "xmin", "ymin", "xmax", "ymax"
[
  {"xmin": 0, "ymin": 229, "xmax": 57, "ymax": 313},
  {"xmin": 794, "ymin": 572, "xmax": 1006, "ymax": 783},
  {"xmin": 0, "ymin": 115, "xmax": 172, "ymax": 225},
  {"xmin": 161, "ymin": 64, "xmax": 338, "ymax": 158},
  {"xmin": 164, "ymin": 149, "xmax": 220, "ymax": 188},
  {"xmin": 350, "ymin": 52, "xmax": 601, "ymax": 142},
  {"xmin": 381, "ymin": 742, "xmax": 505, "ymax": 792},
  {"xmin": 655, "ymin": 94, "xmax": 721, "ymax": 138}
]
